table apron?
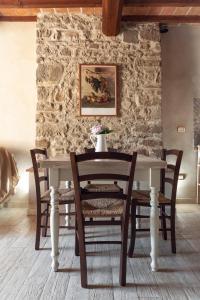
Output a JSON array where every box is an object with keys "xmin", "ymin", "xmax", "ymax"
[{"xmin": 49, "ymin": 168, "xmax": 160, "ymax": 190}]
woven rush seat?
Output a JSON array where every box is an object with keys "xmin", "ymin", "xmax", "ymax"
[
  {"xmin": 82, "ymin": 198, "xmax": 124, "ymax": 217},
  {"xmin": 41, "ymin": 188, "xmax": 74, "ymax": 203},
  {"xmin": 84, "ymin": 183, "xmax": 121, "ymax": 193},
  {"xmin": 132, "ymin": 190, "xmax": 171, "ymax": 205},
  {"xmin": 132, "ymin": 190, "xmax": 149, "ymax": 201}
]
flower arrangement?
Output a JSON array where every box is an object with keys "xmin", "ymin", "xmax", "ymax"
[{"xmin": 91, "ymin": 124, "xmax": 113, "ymax": 135}]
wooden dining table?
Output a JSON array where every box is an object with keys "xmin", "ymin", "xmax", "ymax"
[{"xmin": 39, "ymin": 154, "xmax": 167, "ymax": 273}]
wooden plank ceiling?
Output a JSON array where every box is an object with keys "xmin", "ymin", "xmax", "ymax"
[{"xmin": 1, "ymin": 1, "xmax": 200, "ymax": 35}]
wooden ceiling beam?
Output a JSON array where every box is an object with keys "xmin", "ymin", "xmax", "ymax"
[
  {"xmin": 0, "ymin": 15, "xmax": 37, "ymax": 21},
  {"xmin": 1, "ymin": 14, "xmax": 200, "ymax": 23},
  {"xmin": 125, "ymin": 0, "xmax": 200, "ymax": 7},
  {"xmin": 102, "ymin": 0, "xmax": 123, "ymax": 36},
  {"xmin": 1, "ymin": 0, "xmax": 200, "ymax": 8},
  {"xmin": 122, "ymin": 14, "xmax": 200, "ymax": 22},
  {"xmin": 0, "ymin": 0, "xmax": 102, "ymax": 8}
]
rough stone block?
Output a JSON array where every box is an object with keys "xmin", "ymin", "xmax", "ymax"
[
  {"xmin": 37, "ymin": 64, "xmax": 64, "ymax": 83},
  {"xmin": 140, "ymin": 27, "xmax": 160, "ymax": 42},
  {"xmin": 123, "ymin": 29, "xmax": 139, "ymax": 44}
]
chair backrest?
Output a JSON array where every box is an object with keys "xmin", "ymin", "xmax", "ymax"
[
  {"xmin": 84, "ymin": 147, "xmax": 118, "ymax": 153},
  {"xmin": 70, "ymin": 151, "xmax": 137, "ymax": 219},
  {"xmin": 84, "ymin": 147, "xmax": 118, "ymax": 184},
  {"xmin": 160, "ymin": 149, "xmax": 183, "ymax": 204},
  {"xmin": 30, "ymin": 148, "xmax": 49, "ymax": 203}
]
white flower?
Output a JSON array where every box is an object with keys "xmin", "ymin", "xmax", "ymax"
[{"xmin": 91, "ymin": 124, "xmax": 103, "ymax": 135}]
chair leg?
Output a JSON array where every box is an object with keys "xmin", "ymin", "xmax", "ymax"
[
  {"xmin": 119, "ymin": 208, "xmax": 130, "ymax": 286},
  {"xmin": 42, "ymin": 204, "xmax": 49, "ymax": 237},
  {"xmin": 171, "ymin": 207, "xmax": 176, "ymax": 254},
  {"xmin": 128, "ymin": 202, "xmax": 136, "ymax": 257},
  {"xmin": 75, "ymin": 217, "xmax": 79, "ymax": 256},
  {"xmin": 35, "ymin": 207, "xmax": 41, "ymax": 250},
  {"xmin": 77, "ymin": 217, "xmax": 88, "ymax": 288},
  {"xmin": 120, "ymin": 216, "xmax": 123, "ymax": 232},
  {"xmin": 160, "ymin": 205, "xmax": 167, "ymax": 240}
]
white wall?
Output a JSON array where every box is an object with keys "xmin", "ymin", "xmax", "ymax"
[
  {"xmin": 0, "ymin": 22, "xmax": 36, "ymax": 205},
  {"xmin": 161, "ymin": 24, "xmax": 200, "ymax": 203}
]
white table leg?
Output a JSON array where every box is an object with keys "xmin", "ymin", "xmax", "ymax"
[
  {"xmin": 65, "ymin": 181, "xmax": 72, "ymax": 227},
  {"xmin": 135, "ymin": 181, "xmax": 141, "ymax": 230},
  {"xmin": 136, "ymin": 206, "xmax": 141, "ymax": 229},
  {"xmin": 150, "ymin": 186, "xmax": 159, "ymax": 271},
  {"xmin": 65, "ymin": 180, "xmax": 72, "ymax": 189},
  {"xmin": 50, "ymin": 186, "xmax": 59, "ymax": 271}
]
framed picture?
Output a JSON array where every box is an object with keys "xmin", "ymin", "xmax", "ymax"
[{"xmin": 79, "ymin": 64, "xmax": 118, "ymax": 116}]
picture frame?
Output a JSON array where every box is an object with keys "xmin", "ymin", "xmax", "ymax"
[{"xmin": 79, "ymin": 64, "xmax": 118, "ymax": 116}]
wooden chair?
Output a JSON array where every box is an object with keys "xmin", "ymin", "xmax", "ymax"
[
  {"xmin": 70, "ymin": 151, "xmax": 137, "ymax": 288},
  {"xmin": 30, "ymin": 148, "xmax": 74, "ymax": 250},
  {"xmin": 128, "ymin": 149, "xmax": 183, "ymax": 257}
]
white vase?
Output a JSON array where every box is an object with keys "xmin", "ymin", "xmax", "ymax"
[
  {"xmin": 90, "ymin": 134, "xmax": 108, "ymax": 152},
  {"xmin": 49, "ymin": 139, "xmax": 57, "ymax": 157}
]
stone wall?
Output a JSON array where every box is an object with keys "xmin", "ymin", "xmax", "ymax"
[{"xmin": 36, "ymin": 14, "xmax": 162, "ymax": 156}]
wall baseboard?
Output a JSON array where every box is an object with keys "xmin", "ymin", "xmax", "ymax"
[
  {"xmin": 0, "ymin": 197, "xmax": 28, "ymax": 209},
  {"xmin": 177, "ymin": 198, "xmax": 196, "ymax": 204}
]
